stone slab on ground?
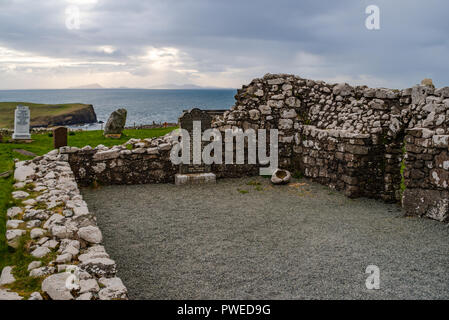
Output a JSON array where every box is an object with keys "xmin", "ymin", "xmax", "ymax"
[
  {"xmin": 175, "ymin": 173, "xmax": 216, "ymax": 185},
  {"xmin": 13, "ymin": 149, "xmax": 37, "ymax": 157}
]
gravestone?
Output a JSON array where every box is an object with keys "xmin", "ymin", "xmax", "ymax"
[
  {"xmin": 175, "ymin": 108, "xmax": 216, "ymax": 185},
  {"xmin": 53, "ymin": 126, "xmax": 68, "ymax": 149},
  {"xmin": 12, "ymin": 105, "xmax": 31, "ymax": 140}
]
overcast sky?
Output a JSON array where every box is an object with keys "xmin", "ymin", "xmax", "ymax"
[{"xmin": 0, "ymin": 0, "xmax": 448, "ymax": 89}]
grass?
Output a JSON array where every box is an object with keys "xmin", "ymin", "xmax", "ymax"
[
  {"xmin": 400, "ymin": 142, "xmax": 407, "ymax": 199},
  {"xmin": 0, "ymin": 127, "xmax": 175, "ymax": 298},
  {"xmin": 0, "ymin": 102, "xmax": 94, "ymax": 128}
]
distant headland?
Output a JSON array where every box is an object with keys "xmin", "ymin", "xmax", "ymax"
[{"xmin": 0, "ymin": 102, "xmax": 97, "ymax": 128}]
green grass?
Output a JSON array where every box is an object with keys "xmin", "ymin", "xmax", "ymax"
[
  {"xmin": 400, "ymin": 142, "xmax": 407, "ymax": 198},
  {"xmin": 0, "ymin": 102, "xmax": 94, "ymax": 128},
  {"xmin": 0, "ymin": 127, "xmax": 175, "ymax": 298}
]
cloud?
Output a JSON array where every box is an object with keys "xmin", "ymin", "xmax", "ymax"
[{"xmin": 0, "ymin": 0, "xmax": 448, "ymax": 89}]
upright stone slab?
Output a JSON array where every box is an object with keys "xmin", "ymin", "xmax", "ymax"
[
  {"xmin": 175, "ymin": 108, "xmax": 216, "ymax": 185},
  {"xmin": 53, "ymin": 127, "xmax": 68, "ymax": 149},
  {"xmin": 104, "ymin": 108, "xmax": 127, "ymax": 138},
  {"xmin": 12, "ymin": 105, "xmax": 31, "ymax": 140}
]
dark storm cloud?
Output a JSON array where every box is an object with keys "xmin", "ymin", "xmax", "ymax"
[{"xmin": 0, "ymin": 0, "xmax": 448, "ymax": 89}]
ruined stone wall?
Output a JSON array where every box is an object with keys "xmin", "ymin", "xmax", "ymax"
[
  {"xmin": 63, "ymin": 136, "xmax": 178, "ymax": 187},
  {"xmin": 402, "ymin": 128, "xmax": 449, "ymax": 221},
  {"xmin": 62, "ymin": 73, "xmax": 448, "ymax": 222},
  {"xmin": 212, "ymin": 73, "xmax": 449, "ymax": 220},
  {"xmin": 63, "ymin": 134, "xmax": 260, "ymax": 186}
]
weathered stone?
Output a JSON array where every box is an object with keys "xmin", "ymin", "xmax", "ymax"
[
  {"xmin": 433, "ymin": 135, "xmax": 449, "ymax": 148},
  {"xmin": 29, "ymin": 292, "xmax": 43, "ymax": 300},
  {"xmin": 6, "ymin": 219, "xmax": 23, "ymax": 229},
  {"xmin": 41, "ymin": 273, "xmax": 74, "ymax": 300},
  {"xmin": 30, "ymin": 228, "xmax": 45, "ymax": 239},
  {"xmin": 0, "ymin": 289, "xmax": 22, "ymax": 300},
  {"xmin": 7, "ymin": 207, "xmax": 22, "ymax": 219},
  {"xmin": 6, "ymin": 229, "xmax": 26, "ymax": 248},
  {"xmin": 31, "ymin": 246, "xmax": 51, "ymax": 258},
  {"xmin": 0, "ymin": 266, "xmax": 15, "ymax": 285},
  {"xmin": 78, "ymin": 226, "xmax": 103, "ymax": 244},
  {"xmin": 98, "ymin": 277, "xmax": 128, "ymax": 300},
  {"xmin": 104, "ymin": 108, "xmax": 127, "ymax": 136},
  {"xmin": 53, "ymin": 127, "xmax": 68, "ymax": 149},
  {"xmin": 27, "ymin": 261, "xmax": 42, "ymax": 271},
  {"xmin": 80, "ymin": 258, "xmax": 116, "ymax": 277},
  {"xmin": 12, "ymin": 190, "xmax": 29, "ymax": 199},
  {"xmin": 14, "ymin": 163, "xmax": 35, "ymax": 182},
  {"xmin": 29, "ymin": 266, "xmax": 55, "ymax": 277},
  {"xmin": 56, "ymin": 253, "xmax": 73, "ymax": 264},
  {"xmin": 79, "ymin": 279, "xmax": 100, "ymax": 294},
  {"xmin": 271, "ymin": 169, "xmax": 291, "ymax": 185},
  {"xmin": 333, "ymin": 83, "xmax": 353, "ymax": 96}
]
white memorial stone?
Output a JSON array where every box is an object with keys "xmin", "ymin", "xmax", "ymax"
[{"xmin": 12, "ymin": 105, "xmax": 31, "ymax": 140}]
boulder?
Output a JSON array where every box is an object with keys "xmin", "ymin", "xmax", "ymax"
[
  {"xmin": 104, "ymin": 108, "xmax": 127, "ymax": 137},
  {"xmin": 271, "ymin": 169, "xmax": 291, "ymax": 185}
]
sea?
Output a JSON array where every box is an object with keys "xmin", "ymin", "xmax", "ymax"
[{"xmin": 0, "ymin": 89, "xmax": 237, "ymax": 130}]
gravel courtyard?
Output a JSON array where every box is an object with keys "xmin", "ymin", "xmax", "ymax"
[{"xmin": 82, "ymin": 177, "xmax": 449, "ymax": 300}]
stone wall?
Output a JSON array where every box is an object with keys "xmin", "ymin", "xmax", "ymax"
[
  {"xmin": 63, "ymin": 136, "xmax": 178, "ymax": 187},
  {"xmin": 402, "ymin": 128, "xmax": 449, "ymax": 221},
  {"xmin": 2, "ymin": 150, "xmax": 128, "ymax": 300},
  {"xmin": 62, "ymin": 73, "xmax": 448, "ymax": 222},
  {"xmin": 212, "ymin": 73, "xmax": 449, "ymax": 220}
]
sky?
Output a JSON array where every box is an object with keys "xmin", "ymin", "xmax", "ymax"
[{"xmin": 0, "ymin": 0, "xmax": 448, "ymax": 90}]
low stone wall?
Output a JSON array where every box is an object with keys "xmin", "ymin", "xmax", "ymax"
[
  {"xmin": 64, "ymin": 136, "xmax": 177, "ymax": 187},
  {"xmin": 1, "ymin": 150, "xmax": 128, "ymax": 300}
]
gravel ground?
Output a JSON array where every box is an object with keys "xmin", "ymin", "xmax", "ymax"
[{"xmin": 82, "ymin": 177, "xmax": 449, "ymax": 300}]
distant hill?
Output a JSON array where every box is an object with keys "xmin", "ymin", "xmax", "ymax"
[
  {"xmin": 68, "ymin": 83, "xmax": 104, "ymax": 89},
  {"xmin": 148, "ymin": 83, "xmax": 232, "ymax": 89},
  {"xmin": 0, "ymin": 102, "xmax": 97, "ymax": 128}
]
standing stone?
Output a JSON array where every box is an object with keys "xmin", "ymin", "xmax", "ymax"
[
  {"xmin": 175, "ymin": 108, "xmax": 216, "ymax": 185},
  {"xmin": 12, "ymin": 105, "xmax": 31, "ymax": 140},
  {"xmin": 104, "ymin": 108, "xmax": 127, "ymax": 138},
  {"xmin": 53, "ymin": 127, "xmax": 68, "ymax": 149}
]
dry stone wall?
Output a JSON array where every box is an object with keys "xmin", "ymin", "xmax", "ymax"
[
  {"xmin": 402, "ymin": 128, "xmax": 449, "ymax": 221},
  {"xmin": 60, "ymin": 73, "xmax": 447, "ymax": 222},
  {"xmin": 212, "ymin": 73, "xmax": 449, "ymax": 220},
  {"xmin": 64, "ymin": 136, "xmax": 178, "ymax": 187},
  {"xmin": 2, "ymin": 150, "xmax": 128, "ymax": 300}
]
